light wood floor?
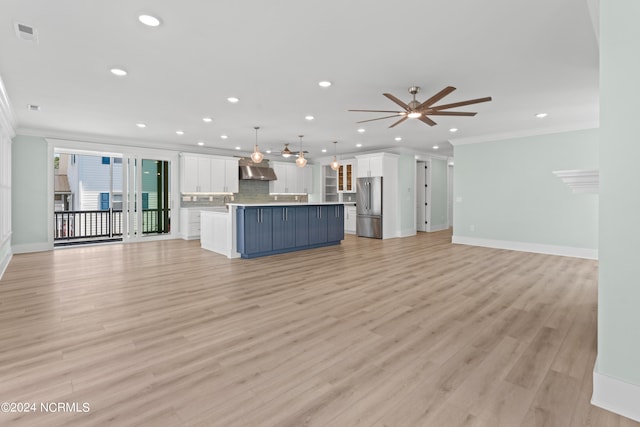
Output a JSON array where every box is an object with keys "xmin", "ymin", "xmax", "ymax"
[{"xmin": 0, "ymin": 231, "xmax": 638, "ymax": 427}]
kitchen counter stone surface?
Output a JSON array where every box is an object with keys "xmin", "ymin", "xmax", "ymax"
[{"xmin": 227, "ymin": 202, "xmax": 345, "ymax": 207}]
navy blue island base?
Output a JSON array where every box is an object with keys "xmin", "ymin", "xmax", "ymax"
[{"xmin": 236, "ymin": 204, "xmax": 344, "ymax": 259}]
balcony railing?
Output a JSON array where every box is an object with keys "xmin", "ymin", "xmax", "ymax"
[{"xmin": 54, "ymin": 209, "xmax": 170, "ymax": 243}]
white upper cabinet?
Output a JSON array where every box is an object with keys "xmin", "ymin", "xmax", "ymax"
[
  {"xmin": 197, "ymin": 157, "xmax": 212, "ymax": 192},
  {"xmin": 181, "ymin": 156, "xmax": 200, "ymax": 192},
  {"xmin": 211, "ymin": 158, "xmax": 239, "ymax": 193},
  {"xmin": 180, "ymin": 154, "xmax": 238, "ymax": 193},
  {"xmin": 357, "ymin": 156, "xmax": 383, "ymax": 177},
  {"xmin": 269, "ymin": 162, "xmax": 312, "ymax": 194},
  {"xmin": 338, "ymin": 160, "xmax": 355, "ymax": 192},
  {"xmin": 301, "ymin": 166, "xmax": 313, "ymax": 194}
]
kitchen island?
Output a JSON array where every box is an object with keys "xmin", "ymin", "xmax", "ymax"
[{"xmin": 200, "ymin": 203, "xmax": 345, "ymax": 259}]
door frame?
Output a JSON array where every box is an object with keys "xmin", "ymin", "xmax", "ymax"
[{"xmin": 48, "ymin": 138, "xmax": 180, "ymax": 246}]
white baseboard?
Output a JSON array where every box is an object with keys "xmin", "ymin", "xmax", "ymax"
[
  {"xmin": 12, "ymin": 242, "xmax": 53, "ymax": 254},
  {"xmin": 592, "ymin": 359, "xmax": 640, "ymax": 422},
  {"xmin": 429, "ymin": 224, "xmax": 448, "ymax": 232},
  {"xmin": 399, "ymin": 229, "xmax": 417, "ymax": 238},
  {"xmin": 451, "ymin": 235, "xmax": 598, "ymax": 259},
  {"xmin": 0, "ymin": 252, "xmax": 11, "ymax": 280}
]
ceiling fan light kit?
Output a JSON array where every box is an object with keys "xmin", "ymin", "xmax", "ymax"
[
  {"xmin": 349, "ymin": 85, "xmax": 492, "ymax": 128},
  {"xmin": 281, "ymin": 143, "xmax": 293, "ymax": 158}
]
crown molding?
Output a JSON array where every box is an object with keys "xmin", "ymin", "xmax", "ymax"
[
  {"xmin": 16, "ymin": 126, "xmax": 244, "ymax": 158},
  {"xmin": 553, "ymin": 169, "xmax": 599, "ymax": 194},
  {"xmin": 448, "ymin": 121, "xmax": 599, "ymax": 146}
]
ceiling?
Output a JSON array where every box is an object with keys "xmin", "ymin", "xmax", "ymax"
[{"xmin": 0, "ymin": 0, "xmax": 599, "ymax": 160}]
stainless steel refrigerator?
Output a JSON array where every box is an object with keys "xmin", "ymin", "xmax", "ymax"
[{"xmin": 356, "ymin": 176, "xmax": 383, "ymax": 239}]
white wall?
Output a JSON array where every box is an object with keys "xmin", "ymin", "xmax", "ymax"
[
  {"xmin": 593, "ymin": 0, "xmax": 640, "ymax": 421},
  {"xmin": 0, "ymin": 84, "xmax": 13, "ymax": 277},
  {"xmin": 397, "ymin": 154, "xmax": 416, "ymax": 237},
  {"xmin": 452, "ymin": 128, "xmax": 599, "ymax": 258},
  {"xmin": 11, "ymin": 135, "xmax": 51, "ymax": 253}
]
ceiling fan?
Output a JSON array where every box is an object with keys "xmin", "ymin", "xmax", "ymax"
[
  {"xmin": 349, "ymin": 86, "xmax": 492, "ymax": 128},
  {"xmin": 281, "ymin": 143, "xmax": 307, "ymax": 158}
]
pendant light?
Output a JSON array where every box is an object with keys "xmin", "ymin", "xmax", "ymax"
[
  {"xmin": 250, "ymin": 126, "xmax": 264, "ymax": 163},
  {"xmin": 330, "ymin": 141, "xmax": 340, "ymax": 171},
  {"xmin": 295, "ymin": 134, "xmax": 307, "ymax": 168}
]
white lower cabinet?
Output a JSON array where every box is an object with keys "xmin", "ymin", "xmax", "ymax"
[
  {"xmin": 180, "ymin": 208, "xmax": 202, "ymax": 240},
  {"xmin": 345, "ymin": 206, "xmax": 356, "ymax": 234},
  {"xmin": 180, "ymin": 207, "xmax": 226, "ymax": 239}
]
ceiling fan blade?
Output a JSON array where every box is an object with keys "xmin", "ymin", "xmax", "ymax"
[
  {"xmin": 426, "ymin": 111, "xmax": 477, "ymax": 116},
  {"xmin": 417, "ymin": 86, "xmax": 456, "ymax": 110},
  {"xmin": 431, "ymin": 96, "xmax": 492, "ymax": 111},
  {"xmin": 356, "ymin": 114, "xmax": 405, "ymax": 124},
  {"xmin": 348, "ymin": 109, "xmax": 404, "ymax": 113},
  {"xmin": 419, "ymin": 116, "xmax": 437, "ymax": 126},
  {"xmin": 383, "ymin": 93, "xmax": 409, "ymax": 110},
  {"xmin": 389, "ymin": 116, "xmax": 409, "ymax": 128}
]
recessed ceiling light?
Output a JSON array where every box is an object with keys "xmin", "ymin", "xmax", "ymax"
[
  {"xmin": 27, "ymin": 104, "xmax": 40, "ymax": 111},
  {"xmin": 321, "ymin": 149, "xmax": 327, "ymax": 153},
  {"xmin": 110, "ymin": 68, "xmax": 127, "ymax": 77},
  {"xmin": 197, "ymin": 141, "xmax": 205, "ymax": 146},
  {"xmin": 433, "ymin": 145, "xmax": 439, "ymax": 150},
  {"xmin": 449, "ymin": 128, "xmax": 458, "ymax": 133},
  {"xmin": 176, "ymin": 130, "xmax": 184, "ymax": 135},
  {"xmin": 305, "ymin": 115, "xmax": 314, "ymax": 121},
  {"xmin": 356, "ymin": 143, "xmax": 363, "ymax": 148},
  {"xmin": 138, "ymin": 14, "xmax": 161, "ymax": 27},
  {"xmin": 136, "ymin": 123, "xmax": 146, "ymax": 128},
  {"xmin": 235, "ymin": 146, "xmax": 241, "ymax": 150},
  {"xmin": 318, "ymin": 81, "xmax": 332, "ymax": 88},
  {"xmin": 535, "ymin": 113, "xmax": 548, "ymax": 118},
  {"xmin": 266, "ymin": 150, "xmax": 272, "ymax": 154},
  {"xmin": 220, "ymin": 135, "xmax": 228, "ymax": 139},
  {"xmin": 227, "ymin": 97, "xmax": 240, "ymax": 103},
  {"xmin": 203, "ymin": 117, "xmax": 213, "ymax": 123},
  {"xmin": 394, "ymin": 137, "xmax": 402, "ymax": 141},
  {"xmin": 357, "ymin": 128, "xmax": 365, "ymax": 133}
]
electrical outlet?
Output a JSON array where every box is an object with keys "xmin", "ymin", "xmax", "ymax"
[{"xmin": 469, "ymin": 224, "xmax": 475, "ymax": 232}]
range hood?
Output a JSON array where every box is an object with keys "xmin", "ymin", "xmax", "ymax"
[{"xmin": 238, "ymin": 158, "xmax": 278, "ymax": 181}]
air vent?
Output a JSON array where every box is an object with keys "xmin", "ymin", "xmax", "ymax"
[
  {"xmin": 14, "ymin": 22, "xmax": 38, "ymax": 42},
  {"xmin": 27, "ymin": 104, "xmax": 40, "ymax": 111}
]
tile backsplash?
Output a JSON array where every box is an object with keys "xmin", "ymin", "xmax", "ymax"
[{"xmin": 181, "ymin": 180, "xmax": 308, "ymax": 208}]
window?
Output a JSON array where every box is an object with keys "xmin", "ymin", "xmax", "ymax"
[
  {"xmin": 99, "ymin": 192, "xmax": 109, "ymax": 210},
  {"xmin": 112, "ymin": 193, "xmax": 123, "ymax": 210}
]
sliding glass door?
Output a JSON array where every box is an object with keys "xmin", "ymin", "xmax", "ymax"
[
  {"xmin": 122, "ymin": 155, "xmax": 172, "ymax": 241},
  {"xmin": 141, "ymin": 159, "xmax": 170, "ymax": 235}
]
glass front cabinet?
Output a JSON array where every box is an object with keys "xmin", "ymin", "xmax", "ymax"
[{"xmin": 337, "ymin": 161, "xmax": 355, "ymax": 192}]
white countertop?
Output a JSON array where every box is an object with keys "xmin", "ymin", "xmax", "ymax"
[
  {"xmin": 182, "ymin": 206, "xmax": 228, "ymax": 211},
  {"xmin": 227, "ymin": 202, "xmax": 346, "ymax": 207},
  {"xmin": 200, "ymin": 208, "xmax": 229, "ymax": 214}
]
